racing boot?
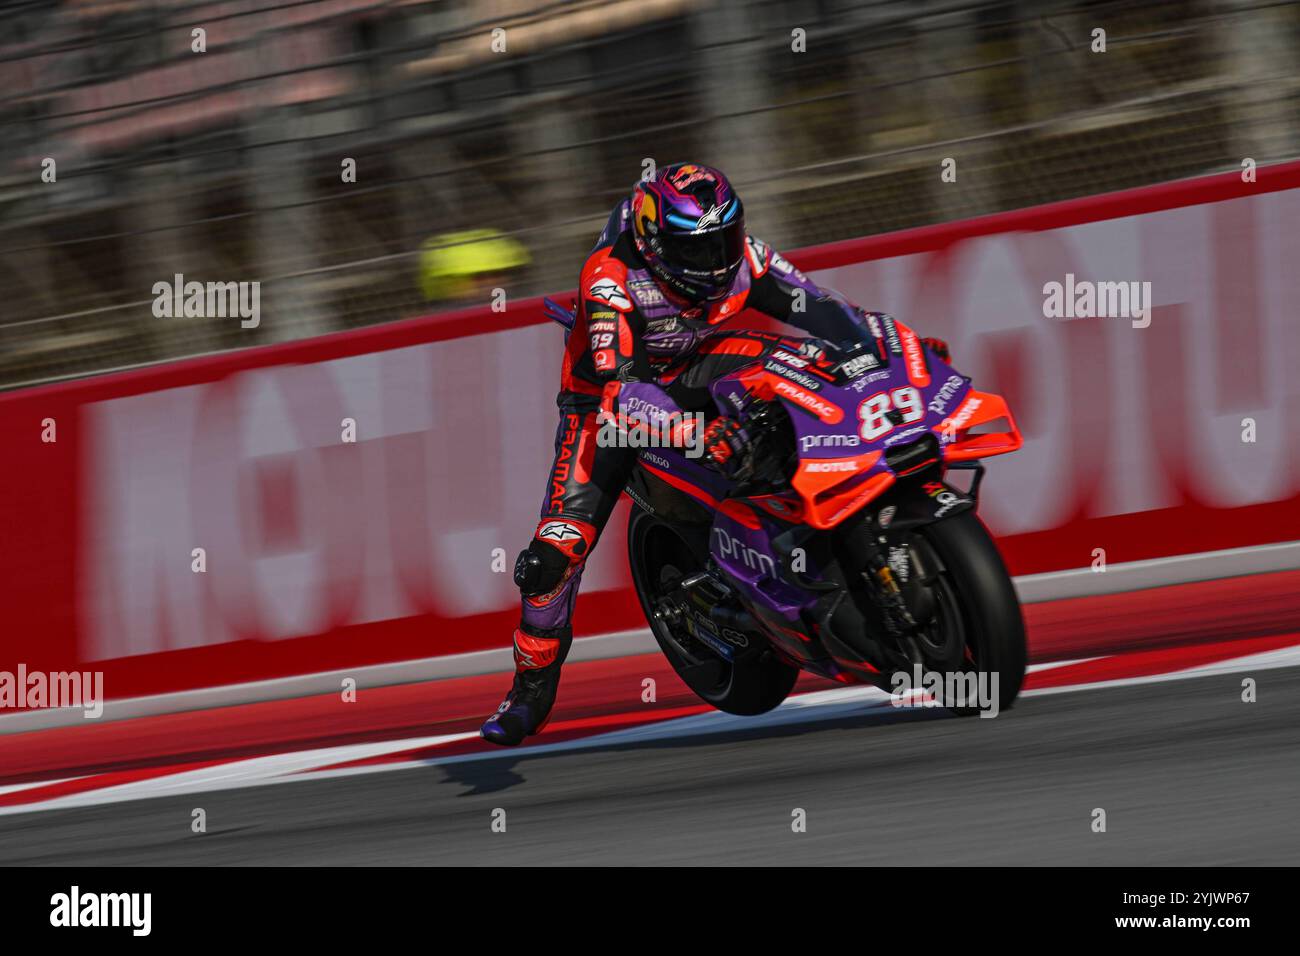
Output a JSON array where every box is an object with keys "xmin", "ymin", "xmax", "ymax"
[{"xmin": 480, "ymin": 628, "xmax": 570, "ymax": 746}]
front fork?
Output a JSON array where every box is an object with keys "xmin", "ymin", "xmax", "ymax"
[
  {"xmin": 841, "ymin": 518, "xmax": 918, "ymax": 639},
  {"xmin": 839, "ymin": 508, "xmax": 954, "ymax": 676},
  {"xmin": 852, "ymin": 460, "xmax": 983, "ymax": 643}
]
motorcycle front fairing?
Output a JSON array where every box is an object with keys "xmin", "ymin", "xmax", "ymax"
[
  {"xmin": 707, "ymin": 316, "xmax": 1021, "ymax": 531},
  {"xmin": 701, "ymin": 317, "xmax": 1023, "ymax": 672},
  {"xmin": 629, "ymin": 315, "xmax": 1023, "ymax": 681}
]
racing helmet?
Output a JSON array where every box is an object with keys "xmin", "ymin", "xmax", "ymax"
[{"xmin": 630, "ymin": 163, "xmax": 745, "ymax": 303}]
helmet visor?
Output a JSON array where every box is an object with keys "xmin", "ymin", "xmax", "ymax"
[{"xmin": 654, "ymin": 221, "xmax": 746, "ymax": 279}]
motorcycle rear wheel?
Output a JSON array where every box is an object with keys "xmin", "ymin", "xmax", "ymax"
[{"xmin": 627, "ymin": 507, "xmax": 799, "ymax": 716}]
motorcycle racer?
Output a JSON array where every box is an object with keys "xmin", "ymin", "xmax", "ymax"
[{"xmin": 481, "ymin": 162, "xmax": 948, "ymax": 746}]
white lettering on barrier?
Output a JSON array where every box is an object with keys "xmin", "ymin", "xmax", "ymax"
[
  {"xmin": 79, "ymin": 188, "xmax": 1300, "ymax": 661},
  {"xmin": 81, "ymin": 327, "xmax": 624, "ymax": 661}
]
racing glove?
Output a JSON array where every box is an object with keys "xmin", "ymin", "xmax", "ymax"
[
  {"xmin": 921, "ymin": 337, "xmax": 951, "ymax": 363},
  {"xmin": 702, "ymin": 415, "xmax": 752, "ymax": 477}
]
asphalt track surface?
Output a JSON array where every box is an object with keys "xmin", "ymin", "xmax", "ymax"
[{"xmin": 1, "ymin": 664, "xmax": 1296, "ymax": 866}]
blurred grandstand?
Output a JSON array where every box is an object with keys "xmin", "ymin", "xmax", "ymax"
[{"xmin": 1, "ymin": 0, "xmax": 1298, "ymax": 388}]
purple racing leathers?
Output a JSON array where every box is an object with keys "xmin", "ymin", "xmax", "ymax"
[{"xmin": 513, "ymin": 199, "xmax": 872, "ymax": 664}]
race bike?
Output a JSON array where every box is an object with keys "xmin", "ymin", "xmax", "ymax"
[{"xmin": 545, "ymin": 299, "xmax": 1027, "ymax": 717}]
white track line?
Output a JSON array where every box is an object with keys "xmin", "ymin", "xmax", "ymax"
[
  {"xmin": 0, "ymin": 777, "xmax": 84, "ymax": 798},
  {"xmin": 3, "ymin": 647, "xmax": 1298, "ymax": 818},
  {"xmin": 5, "ymin": 539, "xmax": 1296, "ymax": 734}
]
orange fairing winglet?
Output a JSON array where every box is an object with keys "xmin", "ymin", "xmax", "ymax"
[
  {"xmin": 938, "ymin": 390, "xmax": 1022, "ymax": 463},
  {"xmin": 791, "ymin": 452, "xmax": 892, "ymax": 530}
]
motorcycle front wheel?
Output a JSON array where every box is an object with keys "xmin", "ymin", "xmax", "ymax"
[{"xmin": 901, "ymin": 511, "xmax": 1027, "ymax": 715}]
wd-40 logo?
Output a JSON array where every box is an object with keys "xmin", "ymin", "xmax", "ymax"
[{"xmin": 770, "ymin": 349, "xmax": 809, "ymax": 368}]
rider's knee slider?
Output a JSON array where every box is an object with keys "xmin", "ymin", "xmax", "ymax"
[
  {"xmin": 515, "ymin": 518, "xmax": 596, "ymax": 597},
  {"xmin": 514, "ymin": 540, "xmax": 570, "ymax": 597}
]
